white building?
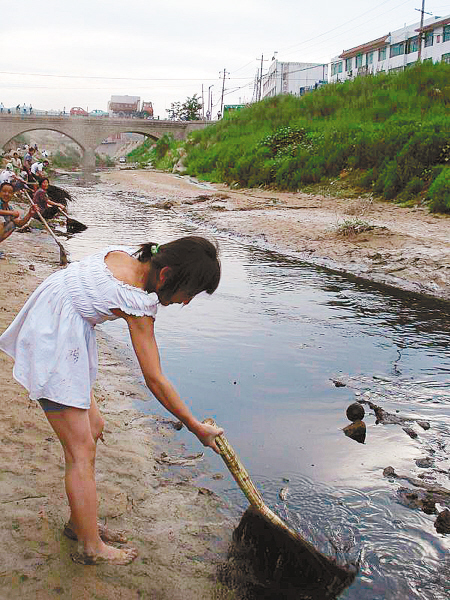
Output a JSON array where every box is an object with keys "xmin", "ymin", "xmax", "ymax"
[
  {"xmin": 262, "ymin": 60, "xmax": 328, "ymax": 99},
  {"xmin": 330, "ymin": 14, "xmax": 450, "ymax": 83}
]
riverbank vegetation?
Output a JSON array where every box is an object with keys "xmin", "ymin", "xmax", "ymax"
[{"xmin": 130, "ymin": 62, "xmax": 450, "ymax": 212}]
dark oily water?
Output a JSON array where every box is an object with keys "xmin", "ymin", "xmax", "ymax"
[{"xmin": 60, "ymin": 178, "xmax": 450, "ymax": 600}]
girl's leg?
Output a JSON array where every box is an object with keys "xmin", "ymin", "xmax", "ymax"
[
  {"xmin": 65, "ymin": 393, "xmax": 128, "ymax": 544},
  {"xmin": 43, "ymin": 404, "xmax": 137, "ymax": 564}
]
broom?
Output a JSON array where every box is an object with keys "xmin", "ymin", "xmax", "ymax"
[
  {"xmin": 21, "ymin": 181, "xmax": 87, "ymax": 233},
  {"xmin": 24, "ymin": 191, "xmax": 69, "ymax": 266},
  {"xmin": 204, "ymin": 418, "xmax": 357, "ymax": 599}
]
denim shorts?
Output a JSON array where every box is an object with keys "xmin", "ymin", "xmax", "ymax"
[{"xmin": 37, "ymin": 398, "xmax": 70, "ymax": 412}]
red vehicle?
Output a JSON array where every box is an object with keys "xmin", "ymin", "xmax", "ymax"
[{"xmin": 70, "ymin": 106, "xmax": 88, "ymax": 116}]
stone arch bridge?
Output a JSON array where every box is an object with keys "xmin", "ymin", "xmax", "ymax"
[{"xmin": 0, "ymin": 114, "xmax": 210, "ymax": 172}]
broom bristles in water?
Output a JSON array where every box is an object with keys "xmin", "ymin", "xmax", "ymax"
[{"xmin": 205, "ymin": 419, "xmax": 357, "ymax": 598}]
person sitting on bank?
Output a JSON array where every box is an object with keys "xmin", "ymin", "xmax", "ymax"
[
  {"xmin": 31, "ymin": 159, "xmax": 50, "ymax": 181},
  {"xmin": 33, "ymin": 178, "xmax": 65, "ymax": 219},
  {"xmin": 0, "ymin": 181, "xmax": 37, "ymax": 246}
]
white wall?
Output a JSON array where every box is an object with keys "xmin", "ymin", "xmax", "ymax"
[{"xmin": 330, "ymin": 14, "xmax": 450, "ymax": 83}]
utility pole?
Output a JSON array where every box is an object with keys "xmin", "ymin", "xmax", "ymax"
[
  {"xmin": 416, "ymin": 0, "xmax": 432, "ymax": 61},
  {"xmin": 259, "ymin": 54, "xmax": 264, "ymax": 101},
  {"xmin": 219, "ymin": 68, "xmax": 228, "ymax": 118},
  {"xmin": 201, "ymin": 84, "xmax": 205, "ymax": 119},
  {"xmin": 208, "ymin": 84, "xmax": 214, "ymax": 120}
]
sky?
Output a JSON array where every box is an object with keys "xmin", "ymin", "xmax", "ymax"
[{"xmin": 1, "ymin": 0, "xmax": 449, "ymax": 118}]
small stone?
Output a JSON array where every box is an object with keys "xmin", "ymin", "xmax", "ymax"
[
  {"xmin": 434, "ymin": 509, "xmax": 450, "ymax": 534},
  {"xmin": 403, "ymin": 427, "xmax": 418, "ymax": 439},
  {"xmin": 28, "ymin": 264, "xmax": 35, "ymax": 271},
  {"xmin": 417, "ymin": 420, "xmax": 430, "ymax": 430},
  {"xmin": 346, "ymin": 402, "xmax": 365, "ymax": 422},
  {"xmin": 383, "ymin": 466, "xmax": 396, "ymax": 477},
  {"xmin": 332, "ymin": 379, "xmax": 346, "ymax": 387},
  {"xmin": 343, "ymin": 420, "xmax": 366, "ymax": 443},
  {"xmin": 415, "ymin": 457, "xmax": 434, "ymax": 468},
  {"xmin": 172, "ymin": 420, "xmax": 183, "ymax": 431}
]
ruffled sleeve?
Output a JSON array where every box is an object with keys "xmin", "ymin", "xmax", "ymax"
[
  {"xmin": 113, "ymin": 286, "xmax": 158, "ymax": 318},
  {"xmin": 100, "ymin": 245, "xmax": 159, "ymax": 319}
]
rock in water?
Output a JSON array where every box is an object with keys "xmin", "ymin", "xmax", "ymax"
[
  {"xmin": 434, "ymin": 509, "xmax": 450, "ymax": 534},
  {"xmin": 346, "ymin": 402, "xmax": 365, "ymax": 422},
  {"xmin": 343, "ymin": 420, "xmax": 366, "ymax": 443}
]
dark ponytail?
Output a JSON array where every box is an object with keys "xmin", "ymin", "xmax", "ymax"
[{"xmin": 135, "ymin": 236, "xmax": 221, "ymax": 301}]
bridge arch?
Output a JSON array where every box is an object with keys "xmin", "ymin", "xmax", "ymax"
[{"xmin": 0, "ymin": 115, "xmax": 209, "ymax": 174}]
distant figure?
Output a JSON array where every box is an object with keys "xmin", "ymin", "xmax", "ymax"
[
  {"xmin": 31, "ymin": 159, "xmax": 50, "ymax": 180},
  {"xmin": 22, "ymin": 146, "xmax": 36, "ymax": 181},
  {"xmin": 0, "ymin": 181, "xmax": 37, "ymax": 245},
  {"xmin": 0, "ymin": 164, "xmax": 16, "ymax": 185},
  {"xmin": 33, "ymin": 178, "xmax": 65, "ymax": 219},
  {"xmin": 0, "ymin": 102, "xmax": 4, "ymax": 114},
  {"xmin": 11, "ymin": 151, "xmax": 22, "ymax": 175}
]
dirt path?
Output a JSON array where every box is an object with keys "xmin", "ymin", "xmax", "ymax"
[{"xmin": 103, "ymin": 169, "xmax": 450, "ymax": 303}]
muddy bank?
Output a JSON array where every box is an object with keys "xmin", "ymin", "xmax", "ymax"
[
  {"xmin": 0, "ymin": 231, "xmax": 233, "ymax": 600},
  {"xmin": 102, "ymin": 169, "xmax": 450, "ymax": 303}
]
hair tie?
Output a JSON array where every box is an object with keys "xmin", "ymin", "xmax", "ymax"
[{"xmin": 151, "ymin": 244, "xmax": 160, "ymax": 255}]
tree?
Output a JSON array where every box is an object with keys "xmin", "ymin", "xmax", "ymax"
[
  {"xmin": 166, "ymin": 95, "xmax": 203, "ymax": 121},
  {"xmin": 166, "ymin": 101, "xmax": 182, "ymax": 120}
]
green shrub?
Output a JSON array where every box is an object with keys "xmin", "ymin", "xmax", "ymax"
[
  {"xmin": 128, "ymin": 61, "xmax": 450, "ymax": 207},
  {"xmin": 427, "ymin": 167, "xmax": 450, "ymax": 213}
]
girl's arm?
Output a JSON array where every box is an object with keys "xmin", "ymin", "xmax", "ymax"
[
  {"xmin": 13, "ymin": 205, "xmax": 37, "ymax": 228},
  {"xmin": 113, "ymin": 309, "xmax": 223, "ymax": 452},
  {"xmin": 46, "ymin": 198, "xmax": 65, "ymax": 209},
  {"xmin": 0, "ymin": 208, "xmax": 20, "ymax": 218}
]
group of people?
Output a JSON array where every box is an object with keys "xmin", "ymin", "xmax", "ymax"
[
  {"xmin": 0, "ymin": 145, "xmax": 64, "ymax": 249},
  {"xmin": 0, "ymin": 103, "xmax": 33, "ymax": 115}
]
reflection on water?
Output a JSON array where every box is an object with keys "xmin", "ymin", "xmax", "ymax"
[{"xmin": 60, "ymin": 178, "xmax": 450, "ymax": 600}]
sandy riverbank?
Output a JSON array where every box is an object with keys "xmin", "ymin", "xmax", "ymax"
[
  {"xmin": 102, "ymin": 169, "xmax": 450, "ymax": 303},
  {"xmin": 0, "ymin": 230, "xmax": 232, "ymax": 600}
]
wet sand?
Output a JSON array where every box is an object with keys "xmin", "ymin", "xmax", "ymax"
[{"xmin": 1, "ymin": 169, "xmax": 449, "ymax": 599}]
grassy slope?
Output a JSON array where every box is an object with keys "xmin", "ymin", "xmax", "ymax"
[{"xmin": 132, "ymin": 62, "xmax": 450, "ymax": 212}]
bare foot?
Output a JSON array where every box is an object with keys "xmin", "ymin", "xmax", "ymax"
[
  {"xmin": 71, "ymin": 544, "xmax": 138, "ymax": 566},
  {"xmin": 64, "ymin": 522, "xmax": 128, "ymax": 544}
]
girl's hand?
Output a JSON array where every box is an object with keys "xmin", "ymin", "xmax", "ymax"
[
  {"xmin": 11, "ymin": 210, "xmax": 20, "ymax": 218},
  {"xmin": 191, "ymin": 422, "xmax": 224, "ymax": 454}
]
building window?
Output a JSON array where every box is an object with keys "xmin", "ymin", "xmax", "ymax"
[
  {"xmin": 442, "ymin": 52, "xmax": 450, "ymax": 64},
  {"xmin": 331, "ymin": 62, "xmax": 343, "ymax": 76},
  {"xmin": 406, "ymin": 36, "xmax": 419, "ymax": 53},
  {"xmin": 390, "ymin": 42, "xmax": 405, "ymax": 57},
  {"xmin": 424, "ymin": 32, "xmax": 434, "ymax": 47},
  {"xmin": 389, "ymin": 66, "xmax": 404, "ymax": 73},
  {"xmin": 367, "ymin": 51, "xmax": 374, "ymax": 65},
  {"xmin": 444, "ymin": 25, "xmax": 450, "ymax": 42},
  {"xmin": 355, "ymin": 54, "xmax": 363, "ymax": 68},
  {"xmin": 345, "ymin": 58, "xmax": 352, "ymax": 71},
  {"xmin": 378, "ymin": 47, "xmax": 387, "ymax": 61}
]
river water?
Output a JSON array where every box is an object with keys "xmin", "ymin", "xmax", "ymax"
[{"xmin": 59, "ymin": 175, "xmax": 449, "ymax": 600}]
